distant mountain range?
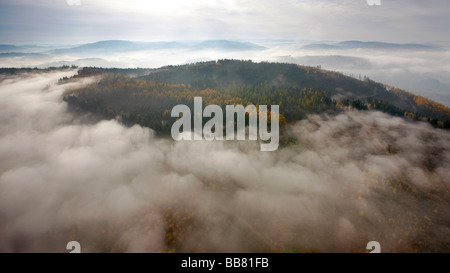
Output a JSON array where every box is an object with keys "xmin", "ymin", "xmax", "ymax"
[
  {"xmin": 0, "ymin": 52, "xmax": 48, "ymax": 58},
  {"xmin": 48, "ymin": 40, "xmax": 187, "ymax": 54},
  {"xmin": 193, "ymin": 40, "xmax": 265, "ymax": 51},
  {"xmin": 1, "ymin": 40, "xmax": 441, "ymax": 57},
  {"xmin": 0, "ymin": 40, "xmax": 267, "ymax": 58},
  {"xmin": 48, "ymin": 40, "xmax": 266, "ymax": 55},
  {"xmin": 0, "ymin": 44, "xmax": 61, "ymax": 53},
  {"xmin": 0, "ymin": 45, "xmax": 21, "ymax": 52},
  {"xmin": 302, "ymin": 41, "xmax": 440, "ymax": 51}
]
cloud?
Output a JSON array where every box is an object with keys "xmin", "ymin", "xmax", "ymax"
[
  {"xmin": 0, "ymin": 71, "xmax": 448, "ymax": 252},
  {"xmin": 269, "ymin": 46, "xmax": 450, "ymax": 106}
]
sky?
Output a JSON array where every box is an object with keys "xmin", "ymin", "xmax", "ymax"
[{"xmin": 0, "ymin": 0, "xmax": 449, "ymax": 44}]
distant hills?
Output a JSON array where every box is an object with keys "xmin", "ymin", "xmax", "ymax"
[
  {"xmin": 0, "ymin": 39, "xmax": 268, "ymax": 68},
  {"xmin": 48, "ymin": 40, "xmax": 187, "ymax": 54},
  {"xmin": 0, "ymin": 44, "xmax": 61, "ymax": 53},
  {"xmin": 0, "ymin": 39, "xmax": 441, "ymax": 59},
  {"xmin": 0, "ymin": 44, "xmax": 21, "ymax": 52},
  {"xmin": 2, "ymin": 39, "xmax": 440, "ymax": 56},
  {"xmin": 47, "ymin": 40, "xmax": 266, "ymax": 55},
  {"xmin": 0, "ymin": 40, "xmax": 267, "ymax": 58},
  {"xmin": 194, "ymin": 40, "xmax": 265, "ymax": 51},
  {"xmin": 302, "ymin": 41, "xmax": 439, "ymax": 51},
  {"xmin": 0, "ymin": 52, "xmax": 48, "ymax": 58}
]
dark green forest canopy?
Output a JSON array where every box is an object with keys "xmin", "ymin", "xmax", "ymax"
[
  {"xmin": 139, "ymin": 60, "xmax": 450, "ymax": 121},
  {"xmin": 52, "ymin": 60, "xmax": 450, "ymax": 131}
]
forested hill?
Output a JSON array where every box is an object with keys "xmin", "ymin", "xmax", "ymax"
[
  {"xmin": 139, "ymin": 60, "xmax": 450, "ymax": 122},
  {"xmin": 58, "ymin": 60, "xmax": 450, "ymax": 133}
]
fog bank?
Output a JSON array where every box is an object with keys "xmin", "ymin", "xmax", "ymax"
[{"xmin": 0, "ymin": 72, "xmax": 449, "ymax": 252}]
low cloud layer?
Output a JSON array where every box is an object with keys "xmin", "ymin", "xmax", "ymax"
[
  {"xmin": 271, "ymin": 45, "xmax": 450, "ymax": 106},
  {"xmin": 0, "ymin": 72, "xmax": 449, "ymax": 252}
]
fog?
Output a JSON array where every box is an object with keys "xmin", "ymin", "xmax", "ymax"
[
  {"xmin": 0, "ymin": 71, "xmax": 449, "ymax": 253},
  {"xmin": 274, "ymin": 47, "xmax": 450, "ymax": 107}
]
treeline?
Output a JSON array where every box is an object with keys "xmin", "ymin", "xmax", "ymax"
[
  {"xmin": 58, "ymin": 67, "xmax": 155, "ymax": 83},
  {"xmin": 391, "ymin": 87, "xmax": 450, "ymax": 122},
  {"xmin": 72, "ymin": 67, "xmax": 154, "ymax": 77},
  {"xmin": 0, "ymin": 65, "xmax": 76, "ymax": 75}
]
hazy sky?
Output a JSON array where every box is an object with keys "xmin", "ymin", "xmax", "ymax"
[{"xmin": 0, "ymin": 0, "xmax": 449, "ymax": 44}]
